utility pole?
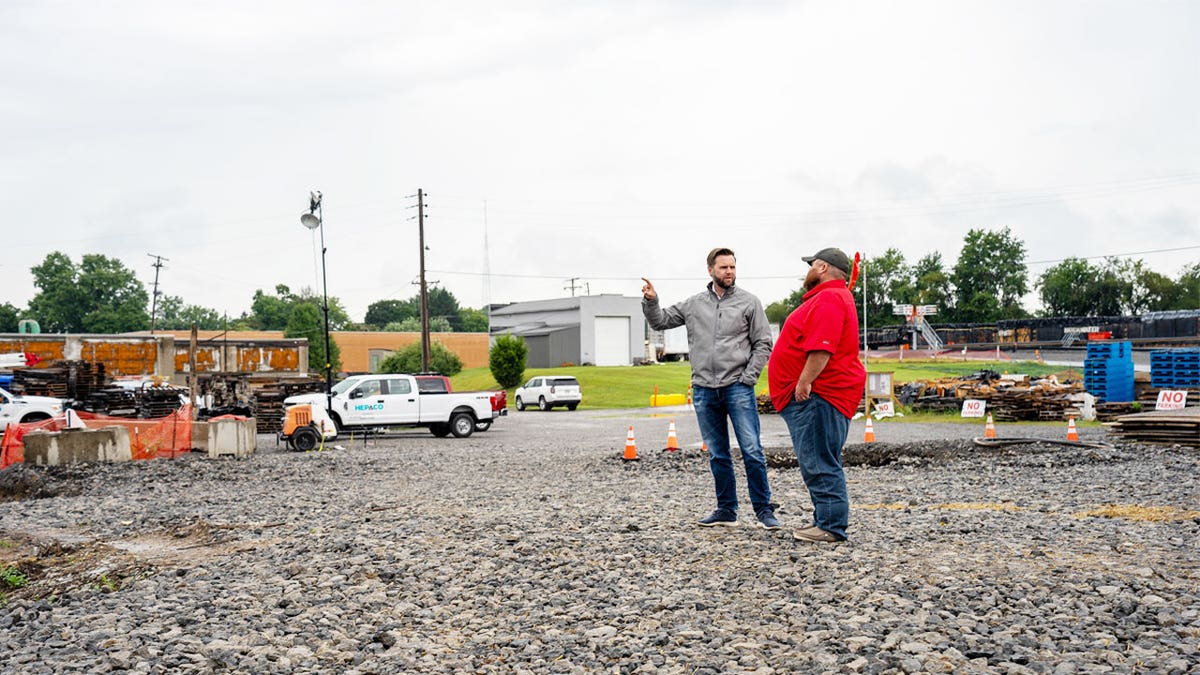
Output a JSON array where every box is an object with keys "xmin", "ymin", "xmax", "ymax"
[
  {"xmin": 564, "ymin": 277, "xmax": 583, "ymax": 297},
  {"xmin": 148, "ymin": 253, "xmax": 169, "ymax": 334},
  {"xmin": 417, "ymin": 189, "xmax": 431, "ymax": 372}
]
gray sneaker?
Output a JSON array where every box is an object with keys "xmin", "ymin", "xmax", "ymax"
[
  {"xmin": 756, "ymin": 509, "xmax": 782, "ymax": 530},
  {"xmin": 792, "ymin": 526, "xmax": 843, "ymax": 543},
  {"xmin": 697, "ymin": 510, "xmax": 738, "ymax": 527}
]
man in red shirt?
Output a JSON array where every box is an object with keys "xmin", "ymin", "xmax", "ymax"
[{"xmin": 768, "ymin": 247, "xmax": 866, "ymax": 543}]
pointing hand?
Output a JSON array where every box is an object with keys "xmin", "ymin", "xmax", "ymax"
[{"xmin": 640, "ymin": 277, "xmax": 657, "ymax": 301}]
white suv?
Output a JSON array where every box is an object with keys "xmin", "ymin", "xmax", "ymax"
[{"xmin": 514, "ymin": 376, "xmax": 582, "ymax": 411}]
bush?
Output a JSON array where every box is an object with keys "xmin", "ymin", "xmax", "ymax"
[
  {"xmin": 378, "ymin": 341, "xmax": 463, "ymax": 376},
  {"xmin": 489, "ymin": 334, "xmax": 527, "ymax": 388}
]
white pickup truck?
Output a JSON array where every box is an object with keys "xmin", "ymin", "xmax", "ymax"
[
  {"xmin": 282, "ymin": 373, "xmax": 503, "ymax": 447},
  {"xmin": 0, "ymin": 387, "xmax": 66, "ymax": 427}
]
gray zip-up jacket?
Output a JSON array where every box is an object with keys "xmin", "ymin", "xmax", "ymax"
[{"xmin": 642, "ymin": 283, "xmax": 773, "ymax": 388}]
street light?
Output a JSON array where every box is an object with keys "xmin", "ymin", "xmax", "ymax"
[{"xmin": 301, "ymin": 191, "xmax": 333, "ymax": 411}]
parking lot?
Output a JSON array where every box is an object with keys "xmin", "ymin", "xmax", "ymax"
[{"xmin": 1, "ymin": 407, "xmax": 1196, "ymax": 672}]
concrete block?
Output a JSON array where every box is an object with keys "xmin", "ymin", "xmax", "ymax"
[
  {"xmin": 191, "ymin": 421, "xmax": 210, "ymax": 453},
  {"xmin": 207, "ymin": 418, "xmax": 256, "ymax": 458},
  {"xmin": 23, "ymin": 426, "xmax": 132, "ymax": 466}
]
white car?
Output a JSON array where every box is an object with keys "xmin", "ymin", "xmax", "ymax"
[{"xmin": 514, "ymin": 376, "xmax": 582, "ymax": 411}]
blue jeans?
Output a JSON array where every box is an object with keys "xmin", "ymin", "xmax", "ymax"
[
  {"xmin": 779, "ymin": 394, "xmax": 850, "ymax": 539},
  {"xmin": 692, "ymin": 383, "xmax": 772, "ymax": 515}
]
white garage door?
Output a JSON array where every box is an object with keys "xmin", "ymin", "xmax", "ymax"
[{"xmin": 594, "ymin": 316, "xmax": 631, "ymax": 366}]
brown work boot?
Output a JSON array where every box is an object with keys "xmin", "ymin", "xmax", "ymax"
[{"xmin": 792, "ymin": 526, "xmax": 843, "ymax": 543}]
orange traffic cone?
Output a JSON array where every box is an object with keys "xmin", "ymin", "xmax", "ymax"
[
  {"xmin": 1066, "ymin": 416, "xmax": 1079, "ymax": 442},
  {"xmin": 863, "ymin": 418, "xmax": 875, "ymax": 443},
  {"xmin": 623, "ymin": 425, "xmax": 640, "ymax": 461},
  {"xmin": 984, "ymin": 414, "xmax": 996, "ymax": 439},
  {"xmin": 663, "ymin": 420, "xmax": 679, "ymax": 452}
]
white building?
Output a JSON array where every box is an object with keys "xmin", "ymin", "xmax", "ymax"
[{"xmin": 489, "ymin": 295, "xmax": 647, "ymax": 367}]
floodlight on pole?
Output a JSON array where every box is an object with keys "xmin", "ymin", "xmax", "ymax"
[{"xmin": 300, "ymin": 190, "xmax": 333, "ymax": 413}]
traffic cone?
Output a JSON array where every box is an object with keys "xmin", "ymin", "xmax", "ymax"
[
  {"xmin": 663, "ymin": 420, "xmax": 679, "ymax": 452},
  {"xmin": 1066, "ymin": 416, "xmax": 1079, "ymax": 442},
  {"xmin": 984, "ymin": 414, "xmax": 996, "ymax": 439},
  {"xmin": 623, "ymin": 425, "xmax": 640, "ymax": 461},
  {"xmin": 863, "ymin": 418, "xmax": 875, "ymax": 443}
]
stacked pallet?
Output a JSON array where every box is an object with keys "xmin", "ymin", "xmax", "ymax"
[
  {"xmin": 1083, "ymin": 341, "xmax": 1134, "ymax": 403},
  {"xmin": 1150, "ymin": 348, "xmax": 1200, "ymax": 389},
  {"xmin": 252, "ymin": 377, "xmax": 326, "ymax": 434},
  {"xmin": 1107, "ymin": 406, "xmax": 1200, "ymax": 446},
  {"xmin": 10, "ymin": 360, "xmax": 107, "ymax": 400},
  {"xmin": 899, "ymin": 372, "xmax": 1087, "ymax": 421},
  {"xmin": 80, "ymin": 384, "xmax": 187, "ymax": 418}
]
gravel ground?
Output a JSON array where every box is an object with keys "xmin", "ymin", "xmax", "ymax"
[{"xmin": 0, "ymin": 409, "xmax": 1197, "ymax": 674}]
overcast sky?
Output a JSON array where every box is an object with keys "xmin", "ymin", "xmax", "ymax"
[{"xmin": 2, "ymin": 1, "xmax": 1197, "ymax": 324}]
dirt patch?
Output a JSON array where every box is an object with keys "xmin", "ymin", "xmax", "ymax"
[
  {"xmin": 0, "ymin": 520, "xmax": 277, "ymax": 603},
  {"xmin": 0, "ymin": 464, "xmax": 76, "ymax": 502}
]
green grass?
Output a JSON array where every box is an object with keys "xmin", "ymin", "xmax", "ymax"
[
  {"xmin": 452, "ymin": 363, "xmax": 695, "ymax": 409},
  {"xmin": 876, "ymin": 359, "xmax": 1080, "ymax": 382},
  {"xmin": 450, "ymin": 359, "xmax": 1082, "ymax": 411}
]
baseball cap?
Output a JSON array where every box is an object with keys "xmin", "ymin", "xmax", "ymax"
[{"xmin": 802, "ymin": 248, "xmax": 852, "ymax": 276}]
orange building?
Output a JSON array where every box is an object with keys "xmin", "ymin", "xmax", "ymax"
[{"xmin": 152, "ymin": 330, "xmax": 490, "ymax": 373}]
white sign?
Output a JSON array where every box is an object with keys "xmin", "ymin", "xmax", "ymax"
[
  {"xmin": 873, "ymin": 400, "xmax": 895, "ymax": 418},
  {"xmin": 1063, "ymin": 326, "xmax": 1100, "ymax": 334},
  {"xmin": 960, "ymin": 399, "xmax": 987, "ymax": 418},
  {"xmin": 891, "ymin": 304, "xmax": 939, "ymax": 317},
  {"xmin": 1156, "ymin": 390, "xmax": 1188, "ymax": 411}
]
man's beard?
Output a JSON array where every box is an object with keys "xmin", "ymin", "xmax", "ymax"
[
  {"xmin": 712, "ymin": 276, "xmax": 733, "ymax": 290},
  {"xmin": 803, "ymin": 270, "xmax": 820, "ymax": 292}
]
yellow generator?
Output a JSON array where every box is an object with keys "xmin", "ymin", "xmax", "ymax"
[{"xmin": 282, "ymin": 404, "xmax": 323, "ymax": 451}]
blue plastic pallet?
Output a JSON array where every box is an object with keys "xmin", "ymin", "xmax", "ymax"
[{"xmin": 1086, "ymin": 343, "xmax": 1131, "ymax": 357}]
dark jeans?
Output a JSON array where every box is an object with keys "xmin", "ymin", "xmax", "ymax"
[
  {"xmin": 779, "ymin": 394, "xmax": 850, "ymax": 539},
  {"xmin": 692, "ymin": 383, "xmax": 772, "ymax": 515}
]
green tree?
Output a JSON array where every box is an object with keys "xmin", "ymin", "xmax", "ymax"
[
  {"xmin": 0, "ymin": 303, "xmax": 19, "ymax": 332},
  {"xmin": 861, "ymin": 248, "xmax": 912, "ymax": 322},
  {"xmin": 765, "ymin": 289, "xmax": 805, "ymax": 325},
  {"xmin": 950, "ymin": 227, "xmax": 1029, "ymax": 321},
  {"xmin": 1172, "ymin": 263, "xmax": 1200, "ymax": 310},
  {"xmin": 364, "ymin": 299, "xmax": 418, "ymax": 329},
  {"xmin": 386, "ymin": 316, "xmax": 453, "ymax": 332},
  {"xmin": 427, "ymin": 287, "xmax": 462, "ymax": 330},
  {"xmin": 249, "ymin": 285, "xmax": 296, "ymax": 330},
  {"xmin": 1038, "ymin": 258, "xmax": 1098, "ymax": 316},
  {"xmin": 27, "ymin": 252, "xmax": 150, "ymax": 333},
  {"xmin": 458, "ymin": 307, "xmax": 489, "ymax": 332},
  {"xmin": 378, "ymin": 341, "xmax": 463, "ymax": 376},
  {"xmin": 489, "ymin": 334, "xmax": 527, "ymax": 388},
  {"xmin": 285, "ymin": 302, "xmax": 342, "ymax": 374},
  {"xmin": 248, "ymin": 284, "xmax": 350, "ymax": 331},
  {"xmin": 911, "ymin": 253, "xmax": 952, "ymax": 310},
  {"xmin": 154, "ymin": 294, "xmax": 225, "ymax": 330}
]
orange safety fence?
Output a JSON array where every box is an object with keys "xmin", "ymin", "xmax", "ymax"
[{"xmin": 1, "ymin": 405, "xmax": 194, "ymax": 469}]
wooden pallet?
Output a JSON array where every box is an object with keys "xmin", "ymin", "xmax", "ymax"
[{"xmin": 1107, "ymin": 407, "xmax": 1200, "ymax": 446}]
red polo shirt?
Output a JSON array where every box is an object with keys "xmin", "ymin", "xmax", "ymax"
[{"xmin": 768, "ymin": 279, "xmax": 866, "ymax": 418}]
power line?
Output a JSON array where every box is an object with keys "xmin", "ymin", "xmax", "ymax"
[{"xmin": 429, "ymin": 243, "xmax": 1200, "ymax": 282}]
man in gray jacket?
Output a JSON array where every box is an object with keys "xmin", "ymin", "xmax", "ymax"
[{"xmin": 641, "ymin": 247, "xmax": 780, "ymax": 529}]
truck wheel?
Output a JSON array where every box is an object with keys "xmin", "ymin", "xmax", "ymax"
[
  {"xmin": 450, "ymin": 412, "xmax": 475, "ymax": 438},
  {"xmin": 566, "ymin": 403, "xmax": 578, "ymax": 411},
  {"xmin": 515, "ymin": 396, "xmax": 525, "ymax": 411},
  {"xmin": 538, "ymin": 396, "xmax": 551, "ymax": 411},
  {"xmin": 291, "ymin": 426, "xmax": 320, "ymax": 452},
  {"xmin": 20, "ymin": 412, "xmax": 51, "ymax": 424},
  {"xmin": 430, "ymin": 424, "xmax": 451, "ymax": 438},
  {"xmin": 474, "ymin": 420, "xmax": 492, "ymax": 432}
]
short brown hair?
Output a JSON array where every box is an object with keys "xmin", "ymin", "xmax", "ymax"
[{"xmin": 707, "ymin": 247, "xmax": 735, "ymax": 268}]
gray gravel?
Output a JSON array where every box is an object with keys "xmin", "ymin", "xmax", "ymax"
[{"xmin": 0, "ymin": 408, "xmax": 1197, "ymax": 674}]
